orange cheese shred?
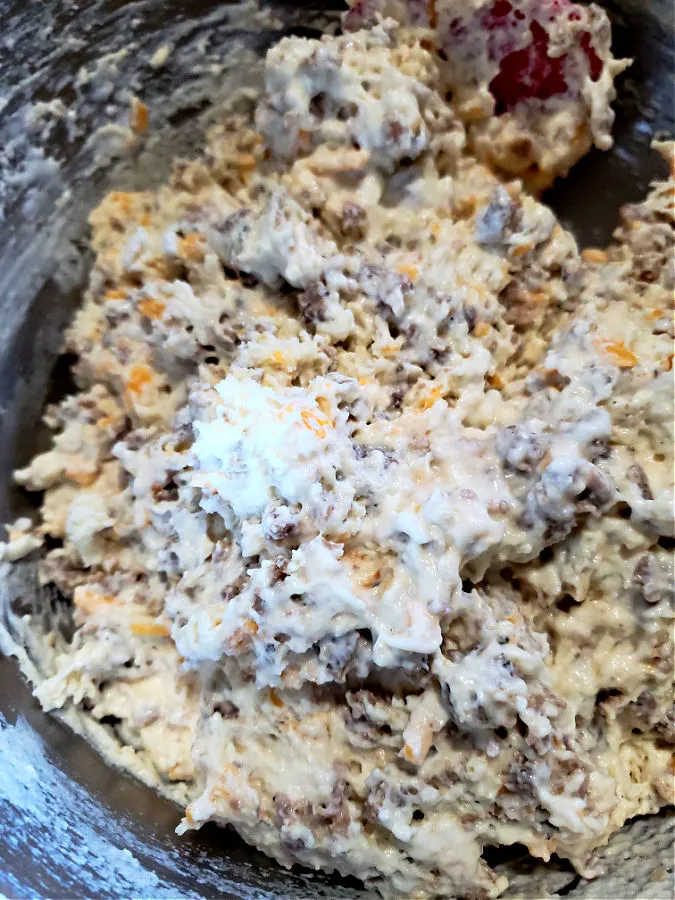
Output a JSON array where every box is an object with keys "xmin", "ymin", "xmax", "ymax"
[
  {"xmin": 420, "ymin": 387, "xmax": 443, "ymax": 410},
  {"xmin": 179, "ymin": 233, "xmax": 206, "ymax": 262},
  {"xmin": 130, "ymin": 620, "xmax": 170, "ymax": 637},
  {"xmin": 599, "ymin": 340, "xmax": 638, "ymax": 369},
  {"xmin": 130, "ymin": 98, "xmax": 149, "ymax": 136},
  {"xmin": 581, "ymin": 247, "xmax": 609, "ymax": 264},
  {"xmin": 127, "ymin": 364, "xmax": 154, "ymax": 396},
  {"xmin": 397, "ymin": 263, "xmax": 419, "ymax": 281},
  {"xmin": 104, "ymin": 288, "xmax": 127, "ymax": 302},
  {"xmin": 138, "ymin": 298, "xmax": 166, "ymax": 320}
]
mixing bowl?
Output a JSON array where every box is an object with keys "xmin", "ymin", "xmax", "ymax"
[{"xmin": 0, "ymin": 1, "xmax": 672, "ymax": 896}]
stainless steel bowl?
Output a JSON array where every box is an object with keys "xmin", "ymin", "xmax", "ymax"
[{"xmin": 0, "ymin": 1, "xmax": 672, "ymax": 896}]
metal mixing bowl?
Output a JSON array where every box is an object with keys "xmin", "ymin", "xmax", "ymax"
[{"xmin": 0, "ymin": 1, "xmax": 672, "ymax": 896}]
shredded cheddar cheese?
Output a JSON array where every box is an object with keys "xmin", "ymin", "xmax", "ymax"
[
  {"xmin": 138, "ymin": 298, "xmax": 166, "ymax": 320},
  {"xmin": 130, "ymin": 98, "xmax": 149, "ymax": 136},
  {"xmin": 599, "ymin": 339, "xmax": 638, "ymax": 368},
  {"xmin": 104, "ymin": 288, "xmax": 127, "ymax": 302},
  {"xmin": 397, "ymin": 263, "xmax": 419, "ymax": 281},
  {"xmin": 582, "ymin": 247, "xmax": 609, "ymax": 264},
  {"xmin": 127, "ymin": 364, "xmax": 154, "ymax": 396},
  {"xmin": 130, "ymin": 620, "xmax": 171, "ymax": 637},
  {"xmin": 420, "ymin": 387, "xmax": 443, "ymax": 410},
  {"xmin": 179, "ymin": 233, "xmax": 206, "ymax": 262}
]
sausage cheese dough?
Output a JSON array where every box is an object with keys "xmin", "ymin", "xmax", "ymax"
[{"xmin": 3, "ymin": 3, "xmax": 673, "ymax": 898}]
